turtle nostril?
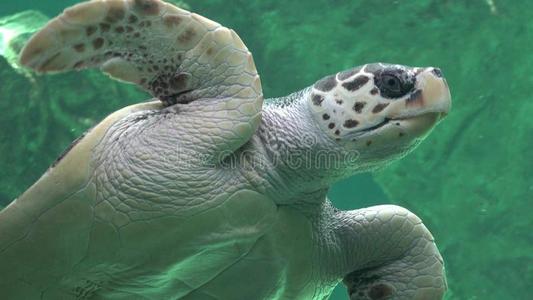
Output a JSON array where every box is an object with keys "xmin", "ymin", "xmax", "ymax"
[{"xmin": 431, "ymin": 68, "xmax": 443, "ymax": 78}]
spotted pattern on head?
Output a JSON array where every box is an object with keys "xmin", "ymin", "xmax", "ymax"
[
  {"xmin": 312, "ymin": 94, "xmax": 324, "ymax": 106},
  {"xmin": 309, "ymin": 65, "xmax": 392, "ymax": 139},
  {"xmin": 344, "ymin": 119, "xmax": 359, "ymax": 128},
  {"xmin": 342, "ymin": 75, "xmax": 369, "ymax": 92},
  {"xmin": 314, "ymin": 75, "xmax": 337, "ymax": 92},
  {"xmin": 353, "ymin": 102, "xmax": 366, "ymax": 113},
  {"xmin": 372, "ymin": 103, "xmax": 389, "ymax": 114},
  {"xmin": 308, "ymin": 63, "xmax": 436, "ymax": 142},
  {"xmin": 337, "ymin": 66, "xmax": 362, "ymax": 81}
]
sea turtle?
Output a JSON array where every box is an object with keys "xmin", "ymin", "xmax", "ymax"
[{"xmin": 0, "ymin": 0, "xmax": 451, "ymax": 299}]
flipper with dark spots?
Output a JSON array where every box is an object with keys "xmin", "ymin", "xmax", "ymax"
[
  {"xmin": 19, "ymin": 0, "xmax": 261, "ymax": 108},
  {"xmin": 20, "ymin": 0, "xmax": 264, "ymax": 157}
]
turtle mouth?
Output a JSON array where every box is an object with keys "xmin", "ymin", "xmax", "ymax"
[
  {"xmin": 359, "ymin": 118, "xmax": 392, "ymax": 133},
  {"xmin": 357, "ymin": 112, "xmax": 444, "ymax": 135}
]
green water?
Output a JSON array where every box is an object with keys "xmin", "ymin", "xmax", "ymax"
[{"xmin": 0, "ymin": 0, "xmax": 531, "ymax": 299}]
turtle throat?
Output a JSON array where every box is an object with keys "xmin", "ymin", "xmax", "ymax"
[{"xmin": 238, "ymin": 88, "xmax": 356, "ymax": 204}]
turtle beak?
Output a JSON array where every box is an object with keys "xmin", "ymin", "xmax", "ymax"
[
  {"xmin": 419, "ymin": 67, "xmax": 451, "ymax": 120},
  {"xmin": 386, "ymin": 67, "xmax": 452, "ymax": 121},
  {"xmin": 368, "ymin": 67, "xmax": 451, "ymax": 139}
]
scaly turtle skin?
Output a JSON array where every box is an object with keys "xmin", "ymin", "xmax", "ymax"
[{"xmin": 0, "ymin": 1, "xmax": 452, "ymax": 299}]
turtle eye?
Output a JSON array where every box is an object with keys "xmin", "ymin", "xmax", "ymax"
[
  {"xmin": 382, "ymin": 74, "xmax": 401, "ymax": 92},
  {"xmin": 376, "ymin": 68, "xmax": 415, "ymax": 99}
]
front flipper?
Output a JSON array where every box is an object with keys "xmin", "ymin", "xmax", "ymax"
[
  {"xmin": 20, "ymin": 0, "xmax": 262, "ymax": 155},
  {"xmin": 333, "ymin": 205, "xmax": 446, "ymax": 300}
]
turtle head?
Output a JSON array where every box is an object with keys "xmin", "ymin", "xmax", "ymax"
[{"xmin": 308, "ymin": 63, "xmax": 451, "ymax": 171}]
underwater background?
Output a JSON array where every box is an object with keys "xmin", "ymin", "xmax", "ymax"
[{"xmin": 0, "ymin": 0, "xmax": 531, "ymax": 299}]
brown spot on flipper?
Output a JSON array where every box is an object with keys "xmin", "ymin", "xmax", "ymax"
[
  {"xmin": 100, "ymin": 23, "xmax": 111, "ymax": 33},
  {"xmin": 372, "ymin": 103, "xmax": 389, "ymax": 114},
  {"xmin": 367, "ymin": 283, "xmax": 395, "ymax": 300},
  {"xmin": 353, "ymin": 102, "xmax": 366, "ymax": 113},
  {"xmin": 178, "ymin": 28, "xmax": 196, "ymax": 43},
  {"xmin": 86, "ymin": 26, "xmax": 97, "ymax": 36},
  {"xmin": 163, "ymin": 15, "xmax": 183, "ymax": 28},
  {"xmin": 342, "ymin": 75, "xmax": 370, "ymax": 92},
  {"xmin": 133, "ymin": 0, "xmax": 161, "ymax": 16},
  {"xmin": 92, "ymin": 38, "xmax": 104, "ymax": 50},
  {"xmin": 335, "ymin": 130, "xmax": 341, "ymax": 136},
  {"xmin": 370, "ymin": 88, "xmax": 379, "ymax": 95},
  {"xmin": 328, "ymin": 123, "xmax": 336, "ymax": 129},
  {"xmin": 343, "ymin": 119, "xmax": 359, "ymax": 128},
  {"xmin": 73, "ymin": 43, "xmax": 85, "ymax": 52},
  {"xmin": 169, "ymin": 73, "xmax": 190, "ymax": 90},
  {"xmin": 128, "ymin": 15, "xmax": 138, "ymax": 24},
  {"xmin": 105, "ymin": 3, "xmax": 125, "ymax": 23}
]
